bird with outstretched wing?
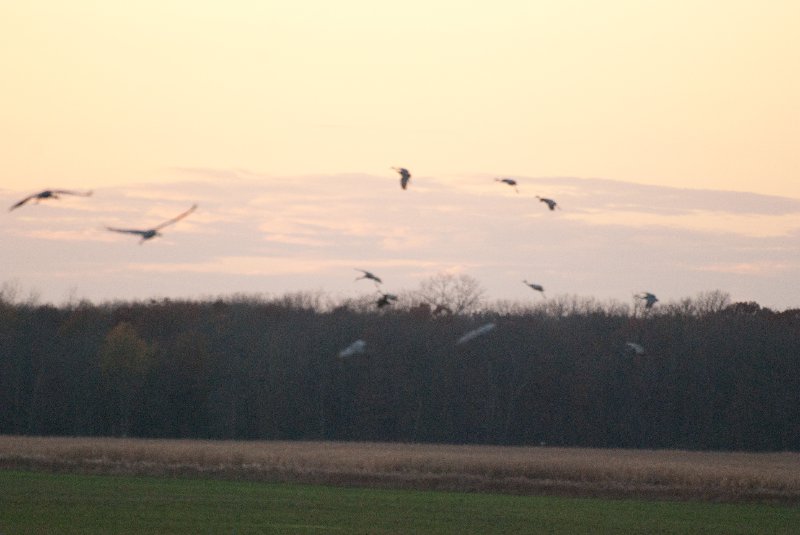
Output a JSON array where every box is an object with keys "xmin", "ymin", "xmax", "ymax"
[
  {"xmin": 392, "ymin": 167, "xmax": 411, "ymax": 190},
  {"xmin": 106, "ymin": 204, "xmax": 197, "ymax": 244},
  {"xmin": 9, "ymin": 189, "xmax": 93, "ymax": 211}
]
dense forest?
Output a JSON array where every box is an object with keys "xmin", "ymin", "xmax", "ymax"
[{"xmin": 1, "ymin": 280, "xmax": 799, "ymax": 452}]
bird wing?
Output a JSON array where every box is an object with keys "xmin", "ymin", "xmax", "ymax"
[
  {"xmin": 356, "ymin": 269, "xmax": 382, "ymax": 283},
  {"xmin": 8, "ymin": 194, "xmax": 36, "ymax": 211},
  {"xmin": 105, "ymin": 227, "xmax": 148, "ymax": 236},
  {"xmin": 153, "ymin": 204, "xmax": 197, "ymax": 230},
  {"xmin": 53, "ymin": 189, "xmax": 93, "ymax": 197}
]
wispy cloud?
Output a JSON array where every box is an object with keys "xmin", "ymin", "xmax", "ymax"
[
  {"xmin": 3, "ymin": 172, "xmax": 800, "ymax": 309},
  {"xmin": 693, "ymin": 261, "xmax": 793, "ymax": 276}
]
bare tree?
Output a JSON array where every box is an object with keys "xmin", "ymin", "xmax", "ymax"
[{"xmin": 411, "ymin": 273, "xmax": 486, "ymax": 315}]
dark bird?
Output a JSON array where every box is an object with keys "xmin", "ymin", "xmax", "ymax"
[
  {"xmin": 392, "ymin": 167, "xmax": 411, "ymax": 190},
  {"xmin": 495, "ymin": 178, "xmax": 519, "ymax": 193},
  {"xmin": 355, "ymin": 269, "xmax": 383, "ymax": 285},
  {"xmin": 106, "ymin": 204, "xmax": 197, "ymax": 244},
  {"xmin": 536, "ymin": 196, "xmax": 559, "ymax": 211},
  {"xmin": 523, "ymin": 280, "xmax": 546, "ymax": 297},
  {"xmin": 636, "ymin": 292, "xmax": 659, "ymax": 309},
  {"xmin": 9, "ymin": 189, "xmax": 93, "ymax": 211},
  {"xmin": 376, "ymin": 293, "xmax": 398, "ymax": 308}
]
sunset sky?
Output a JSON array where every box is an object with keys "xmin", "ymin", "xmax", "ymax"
[{"xmin": 2, "ymin": 1, "xmax": 799, "ymax": 309}]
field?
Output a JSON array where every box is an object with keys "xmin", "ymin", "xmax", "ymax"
[
  {"xmin": 2, "ymin": 436, "xmax": 800, "ymax": 533},
  {"xmin": 2, "ymin": 436, "xmax": 799, "ymax": 503},
  {"xmin": 3, "ymin": 470, "xmax": 800, "ymax": 535}
]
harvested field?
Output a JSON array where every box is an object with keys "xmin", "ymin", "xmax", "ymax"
[{"xmin": 1, "ymin": 435, "xmax": 798, "ymax": 504}]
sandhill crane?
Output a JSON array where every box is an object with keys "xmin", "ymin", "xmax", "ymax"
[
  {"xmin": 355, "ymin": 269, "xmax": 382, "ymax": 285},
  {"xmin": 106, "ymin": 204, "xmax": 197, "ymax": 244},
  {"xmin": 338, "ymin": 339, "xmax": 366, "ymax": 358},
  {"xmin": 376, "ymin": 293, "xmax": 398, "ymax": 308},
  {"xmin": 536, "ymin": 196, "xmax": 559, "ymax": 211},
  {"xmin": 636, "ymin": 292, "xmax": 659, "ymax": 309},
  {"xmin": 495, "ymin": 178, "xmax": 519, "ymax": 193},
  {"xmin": 392, "ymin": 167, "xmax": 411, "ymax": 190},
  {"xmin": 523, "ymin": 280, "xmax": 546, "ymax": 297},
  {"xmin": 9, "ymin": 189, "xmax": 93, "ymax": 211},
  {"xmin": 456, "ymin": 322, "xmax": 496, "ymax": 345},
  {"xmin": 625, "ymin": 342, "xmax": 646, "ymax": 356}
]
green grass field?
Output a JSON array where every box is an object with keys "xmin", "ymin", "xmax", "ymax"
[{"xmin": 1, "ymin": 470, "xmax": 798, "ymax": 535}]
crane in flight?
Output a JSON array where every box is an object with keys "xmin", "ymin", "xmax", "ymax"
[
  {"xmin": 495, "ymin": 178, "xmax": 519, "ymax": 193},
  {"xmin": 636, "ymin": 292, "xmax": 659, "ymax": 309},
  {"xmin": 376, "ymin": 293, "xmax": 398, "ymax": 308},
  {"xmin": 9, "ymin": 189, "xmax": 92, "ymax": 211},
  {"xmin": 625, "ymin": 342, "xmax": 646, "ymax": 356},
  {"xmin": 106, "ymin": 204, "xmax": 197, "ymax": 244},
  {"xmin": 523, "ymin": 280, "xmax": 546, "ymax": 297},
  {"xmin": 536, "ymin": 196, "xmax": 559, "ymax": 211},
  {"xmin": 355, "ymin": 269, "xmax": 382, "ymax": 285},
  {"xmin": 338, "ymin": 339, "xmax": 366, "ymax": 359},
  {"xmin": 456, "ymin": 322, "xmax": 496, "ymax": 345},
  {"xmin": 392, "ymin": 167, "xmax": 411, "ymax": 190}
]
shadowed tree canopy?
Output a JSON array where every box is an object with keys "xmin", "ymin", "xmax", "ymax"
[{"xmin": 0, "ymin": 289, "xmax": 798, "ymax": 451}]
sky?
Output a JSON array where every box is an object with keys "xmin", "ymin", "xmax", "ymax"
[{"xmin": 1, "ymin": 1, "xmax": 799, "ymax": 309}]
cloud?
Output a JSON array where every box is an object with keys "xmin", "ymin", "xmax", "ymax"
[
  {"xmin": 128, "ymin": 256, "xmax": 443, "ymax": 276},
  {"xmin": 693, "ymin": 261, "xmax": 793, "ymax": 276},
  {"xmin": 4, "ymin": 171, "xmax": 800, "ymax": 309}
]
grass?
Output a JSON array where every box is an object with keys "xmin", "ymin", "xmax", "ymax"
[
  {"xmin": 1, "ymin": 436, "xmax": 799, "ymax": 504},
  {"xmin": 2, "ymin": 470, "xmax": 800, "ymax": 534}
]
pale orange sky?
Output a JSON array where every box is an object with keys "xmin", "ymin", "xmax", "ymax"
[
  {"xmin": 2, "ymin": 1, "xmax": 799, "ymax": 196},
  {"xmin": 2, "ymin": 2, "xmax": 800, "ymax": 308}
]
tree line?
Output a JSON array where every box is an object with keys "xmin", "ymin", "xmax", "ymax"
[{"xmin": 1, "ymin": 284, "xmax": 798, "ymax": 451}]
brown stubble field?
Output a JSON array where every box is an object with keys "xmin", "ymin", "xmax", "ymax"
[{"xmin": 1, "ymin": 435, "xmax": 798, "ymax": 505}]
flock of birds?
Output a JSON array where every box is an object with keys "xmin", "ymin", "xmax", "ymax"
[
  {"xmin": 9, "ymin": 188, "xmax": 197, "ymax": 244},
  {"xmin": 9, "ymin": 170, "xmax": 659, "ymax": 358},
  {"xmin": 338, "ymin": 168, "xmax": 659, "ymax": 358}
]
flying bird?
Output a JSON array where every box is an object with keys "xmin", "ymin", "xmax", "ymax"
[
  {"xmin": 376, "ymin": 293, "xmax": 398, "ymax": 308},
  {"xmin": 355, "ymin": 269, "xmax": 382, "ymax": 285},
  {"xmin": 636, "ymin": 292, "xmax": 659, "ymax": 309},
  {"xmin": 625, "ymin": 342, "xmax": 646, "ymax": 356},
  {"xmin": 392, "ymin": 167, "xmax": 411, "ymax": 190},
  {"xmin": 106, "ymin": 204, "xmax": 197, "ymax": 244},
  {"xmin": 523, "ymin": 280, "xmax": 546, "ymax": 297},
  {"xmin": 495, "ymin": 178, "xmax": 519, "ymax": 193},
  {"xmin": 456, "ymin": 322, "xmax": 496, "ymax": 345},
  {"xmin": 9, "ymin": 189, "xmax": 93, "ymax": 211},
  {"xmin": 536, "ymin": 196, "xmax": 559, "ymax": 211},
  {"xmin": 338, "ymin": 339, "xmax": 367, "ymax": 359}
]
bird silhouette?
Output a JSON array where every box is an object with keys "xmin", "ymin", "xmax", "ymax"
[
  {"xmin": 636, "ymin": 292, "xmax": 659, "ymax": 309},
  {"xmin": 456, "ymin": 322, "xmax": 496, "ymax": 345},
  {"xmin": 355, "ymin": 269, "xmax": 382, "ymax": 285},
  {"xmin": 392, "ymin": 167, "xmax": 411, "ymax": 190},
  {"xmin": 523, "ymin": 280, "xmax": 546, "ymax": 297},
  {"xmin": 536, "ymin": 196, "xmax": 559, "ymax": 211},
  {"xmin": 106, "ymin": 204, "xmax": 197, "ymax": 244},
  {"xmin": 376, "ymin": 293, "xmax": 398, "ymax": 308},
  {"xmin": 9, "ymin": 189, "xmax": 93, "ymax": 211},
  {"xmin": 495, "ymin": 178, "xmax": 519, "ymax": 193}
]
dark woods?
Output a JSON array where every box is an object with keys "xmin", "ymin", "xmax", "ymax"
[{"xmin": 1, "ymin": 291, "xmax": 798, "ymax": 451}]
